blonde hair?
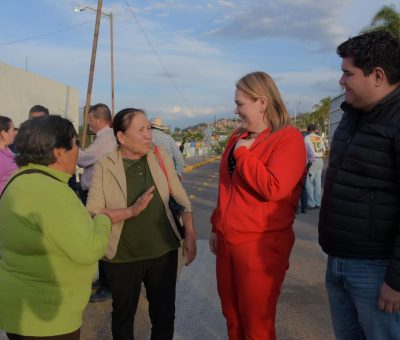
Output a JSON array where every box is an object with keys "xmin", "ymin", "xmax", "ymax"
[{"xmin": 236, "ymin": 71, "xmax": 291, "ymax": 133}]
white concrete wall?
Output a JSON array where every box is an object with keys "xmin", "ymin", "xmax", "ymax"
[{"xmin": 0, "ymin": 61, "xmax": 79, "ymax": 129}]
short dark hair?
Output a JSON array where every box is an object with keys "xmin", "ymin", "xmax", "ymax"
[
  {"xmin": 0, "ymin": 116, "xmax": 12, "ymax": 133},
  {"xmin": 29, "ymin": 105, "xmax": 49, "ymax": 117},
  {"xmin": 90, "ymin": 103, "xmax": 112, "ymax": 122},
  {"xmin": 113, "ymin": 108, "xmax": 146, "ymax": 144},
  {"xmin": 307, "ymin": 124, "xmax": 316, "ymax": 132},
  {"xmin": 15, "ymin": 115, "xmax": 77, "ymax": 167},
  {"xmin": 337, "ymin": 31, "xmax": 400, "ymax": 85}
]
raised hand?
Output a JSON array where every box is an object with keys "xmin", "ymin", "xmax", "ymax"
[{"xmin": 130, "ymin": 186, "xmax": 155, "ymax": 217}]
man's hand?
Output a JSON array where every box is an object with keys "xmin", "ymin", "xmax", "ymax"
[{"xmin": 378, "ymin": 282, "xmax": 400, "ymax": 313}]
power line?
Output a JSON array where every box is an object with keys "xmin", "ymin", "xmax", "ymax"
[
  {"xmin": 0, "ymin": 20, "xmax": 93, "ymax": 46},
  {"xmin": 124, "ymin": 0, "xmax": 194, "ymax": 112}
]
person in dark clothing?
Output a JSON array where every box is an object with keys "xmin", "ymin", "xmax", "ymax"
[
  {"xmin": 29, "ymin": 104, "xmax": 49, "ymax": 118},
  {"xmin": 319, "ymin": 31, "xmax": 400, "ymax": 339}
]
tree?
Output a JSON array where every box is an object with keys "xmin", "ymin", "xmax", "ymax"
[
  {"xmin": 361, "ymin": 4, "xmax": 400, "ymax": 38},
  {"xmin": 292, "ymin": 97, "xmax": 330, "ymax": 137}
]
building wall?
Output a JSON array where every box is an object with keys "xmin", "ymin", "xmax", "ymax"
[
  {"xmin": 329, "ymin": 93, "xmax": 345, "ymax": 145},
  {"xmin": 0, "ymin": 61, "xmax": 79, "ymax": 129}
]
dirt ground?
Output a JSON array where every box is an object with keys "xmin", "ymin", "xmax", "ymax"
[{"xmin": 81, "ymin": 289, "xmax": 151, "ymax": 340}]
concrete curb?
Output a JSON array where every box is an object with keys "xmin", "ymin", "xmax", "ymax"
[{"xmin": 183, "ymin": 156, "xmax": 221, "ymax": 174}]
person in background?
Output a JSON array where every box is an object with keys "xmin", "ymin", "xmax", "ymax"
[
  {"xmin": 298, "ymin": 139, "xmax": 316, "ymax": 214},
  {"xmin": 304, "ymin": 123, "xmax": 325, "ymax": 209},
  {"xmin": 77, "ymin": 103, "xmax": 116, "ymax": 303},
  {"xmin": 87, "ymin": 108, "xmax": 196, "ymax": 340},
  {"xmin": 8, "ymin": 128, "xmax": 18, "ymax": 154},
  {"xmin": 0, "ymin": 115, "xmax": 111, "ymax": 340},
  {"xmin": 78, "ymin": 103, "xmax": 116, "ymax": 204},
  {"xmin": 0, "ymin": 116, "xmax": 18, "ymax": 194},
  {"xmin": 151, "ymin": 117, "xmax": 184, "ymax": 181},
  {"xmin": 209, "ymin": 71, "xmax": 305, "ymax": 339},
  {"xmin": 29, "ymin": 104, "xmax": 49, "ymax": 119},
  {"xmin": 319, "ymin": 31, "xmax": 400, "ymax": 339},
  {"xmin": 179, "ymin": 138, "xmax": 186, "ymax": 154}
]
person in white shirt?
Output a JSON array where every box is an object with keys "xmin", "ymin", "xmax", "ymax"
[
  {"xmin": 77, "ymin": 103, "xmax": 116, "ymax": 303},
  {"xmin": 78, "ymin": 103, "xmax": 116, "ymax": 201},
  {"xmin": 304, "ymin": 123, "xmax": 326, "ymax": 209}
]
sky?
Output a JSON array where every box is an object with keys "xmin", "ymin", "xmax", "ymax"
[{"xmin": 0, "ymin": 0, "xmax": 388, "ymax": 128}]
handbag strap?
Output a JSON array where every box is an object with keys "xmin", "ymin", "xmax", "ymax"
[
  {"xmin": 153, "ymin": 146, "xmax": 173, "ymax": 195},
  {"xmin": 0, "ymin": 168, "xmax": 61, "ymax": 199}
]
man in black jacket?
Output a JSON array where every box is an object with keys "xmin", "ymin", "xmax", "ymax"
[{"xmin": 319, "ymin": 31, "xmax": 400, "ymax": 339}]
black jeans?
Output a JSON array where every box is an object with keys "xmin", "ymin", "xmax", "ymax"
[
  {"xmin": 98, "ymin": 259, "xmax": 110, "ymax": 289},
  {"xmin": 104, "ymin": 250, "xmax": 178, "ymax": 340},
  {"xmin": 300, "ymin": 178, "xmax": 308, "ymax": 211}
]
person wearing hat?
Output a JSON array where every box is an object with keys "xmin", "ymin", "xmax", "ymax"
[{"xmin": 151, "ymin": 117, "xmax": 184, "ymax": 181}]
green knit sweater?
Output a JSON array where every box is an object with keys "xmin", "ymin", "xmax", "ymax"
[{"xmin": 0, "ymin": 164, "xmax": 111, "ymax": 336}]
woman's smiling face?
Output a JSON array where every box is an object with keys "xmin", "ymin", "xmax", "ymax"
[{"xmin": 234, "ymin": 89, "xmax": 267, "ymax": 133}]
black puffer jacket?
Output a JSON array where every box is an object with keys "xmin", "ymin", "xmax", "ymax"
[{"xmin": 319, "ymin": 87, "xmax": 400, "ymax": 290}]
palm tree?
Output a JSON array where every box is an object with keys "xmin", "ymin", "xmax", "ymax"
[
  {"xmin": 292, "ymin": 97, "xmax": 330, "ymax": 136},
  {"xmin": 361, "ymin": 4, "xmax": 400, "ymax": 38}
]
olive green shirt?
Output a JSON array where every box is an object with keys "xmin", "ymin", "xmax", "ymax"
[{"xmin": 109, "ymin": 157, "xmax": 180, "ymax": 263}]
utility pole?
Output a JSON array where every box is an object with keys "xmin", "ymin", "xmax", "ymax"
[
  {"xmin": 75, "ymin": 4, "xmax": 114, "ymax": 117},
  {"xmin": 110, "ymin": 12, "xmax": 115, "ymax": 116},
  {"xmin": 81, "ymin": 0, "xmax": 103, "ymax": 148}
]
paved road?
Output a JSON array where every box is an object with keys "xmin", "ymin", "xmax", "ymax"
[
  {"xmin": 1, "ymin": 159, "xmax": 334, "ymax": 340},
  {"xmin": 173, "ymin": 161, "xmax": 334, "ymax": 340}
]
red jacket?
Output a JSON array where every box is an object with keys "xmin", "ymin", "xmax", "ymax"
[{"xmin": 211, "ymin": 126, "xmax": 306, "ymax": 244}]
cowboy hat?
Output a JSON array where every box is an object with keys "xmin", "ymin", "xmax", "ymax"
[{"xmin": 150, "ymin": 117, "xmax": 169, "ymax": 131}]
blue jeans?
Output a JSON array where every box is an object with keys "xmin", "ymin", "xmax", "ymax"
[
  {"xmin": 325, "ymin": 256, "xmax": 400, "ymax": 340},
  {"xmin": 306, "ymin": 158, "xmax": 323, "ymax": 207}
]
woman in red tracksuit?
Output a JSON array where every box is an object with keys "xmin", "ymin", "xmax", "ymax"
[{"xmin": 209, "ymin": 71, "xmax": 306, "ymax": 340}]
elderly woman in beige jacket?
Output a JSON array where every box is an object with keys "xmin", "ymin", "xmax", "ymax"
[{"xmin": 86, "ymin": 108, "xmax": 196, "ymax": 340}]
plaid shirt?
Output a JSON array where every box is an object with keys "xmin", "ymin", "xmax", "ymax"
[{"xmin": 151, "ymin": 128, "xmax": 184, "ymax": 176}]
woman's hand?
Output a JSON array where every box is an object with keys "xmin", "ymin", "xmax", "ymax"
[
  {"xmin": 234, "ymin": 137, "xmax": 255, "ymax": 151},
  {"xmin": 209, "ymin": 232, "xmax": 217, "ymax": 255},
  {"xmin": 182, "ymin": 229, "xmax": 197, "ymax": 266},
  {"xmin": 97, "ymin": 186, "xmax": 155, "ymax": 224},
  {"xmin": 130, "ymin": 186, "xmax": 155, "ymax": 217}
]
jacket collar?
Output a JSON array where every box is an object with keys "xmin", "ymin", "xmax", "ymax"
[
  {"xmin": 341, "ymin": 85, "xmax": 400, "ymax": 118},
  {"xmin": 105, "ymin": 148, "xmax": 127, "ymax": 201},
  {"xmin": 103, "ymin": 145, "xmax": 169, "ymax": 201}
]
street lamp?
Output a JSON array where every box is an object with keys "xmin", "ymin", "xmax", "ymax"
[
  {"xmin": 74, "ymin": 0, "xmax": 103, "ymax": 148},
  {"xmin": 75, "ymin": 5, "xmax": 115, "ymax": 117}
]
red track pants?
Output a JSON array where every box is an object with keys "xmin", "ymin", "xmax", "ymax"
[{"xmin": 216, "ymin": 233, "xmax": 294, "ymax": 340}]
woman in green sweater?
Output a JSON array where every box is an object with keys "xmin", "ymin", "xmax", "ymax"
[{"xmin": 0, "ymin": 116, "xmax": 112, "ymax": 339}]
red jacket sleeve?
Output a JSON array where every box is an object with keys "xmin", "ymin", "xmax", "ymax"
[{"xmin": 234, "ymin": 130, "xmax": 306, "ymax": 201}]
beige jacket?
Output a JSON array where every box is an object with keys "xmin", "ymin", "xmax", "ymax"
[{"xmin": 86, "ymin": 145, "xmax": 192, "ymax": 259}]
